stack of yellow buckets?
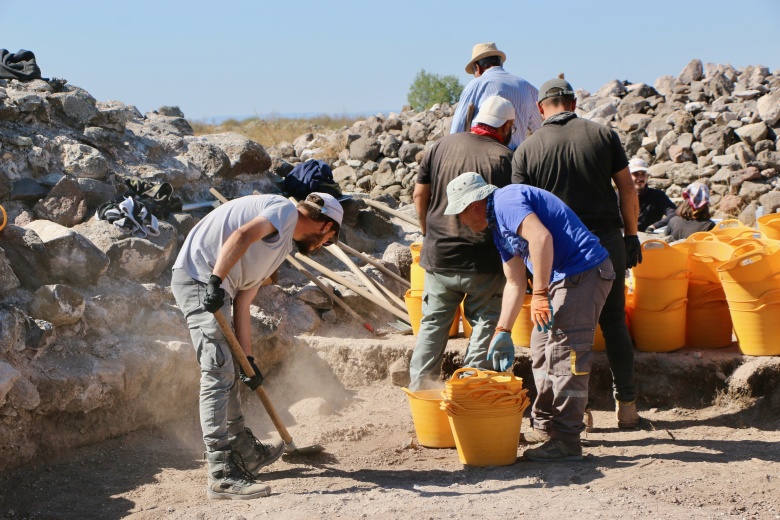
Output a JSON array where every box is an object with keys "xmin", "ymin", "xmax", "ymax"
[
  {"xmin": 627, "ymin": 240, "xmax": 689, "ymax": 351},
  {"xmin": 440, "ymin": 368, "xmax": 530, "ymax": 466},
  {"xmin": 673, "ymin": 233, "xmax": 734, "ymax": 348},
  {"xmin": 717, "ymin": 240, "xmax": 780, "ymax": 356}
]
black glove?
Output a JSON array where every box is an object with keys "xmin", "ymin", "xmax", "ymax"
[
  {"xmin": 239, "ymin": 356, "xmax": 264, "ymax": 390},
  {"xmin": 203, "ymin": 274, "xmax": 226, "ymax": 313},
  {"xmin": 624, "ymin": 235, "xmax": 643, "ymax": 269}
]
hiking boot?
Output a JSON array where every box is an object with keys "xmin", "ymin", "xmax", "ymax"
[
  {"xmin": 204, "ymin": 449, "xmax": 271, "ymax": 500},
  {"xmin": 523, "ymin": 439, "xmax": 583, "ymax": 462},
  {"xmin": 584, "ymin": 409, "xmax": 594, "ymax": 433},
  {"xmin": 229, "ymin": 428, "xmax": 285, "ymax": 477},
  {"xmin": 519, "ymin": 428, "xmax": 551, "ymax": 444},
  {"xmin": 616, "ymin": 400, "xmax": 641, "ymax": 429}
]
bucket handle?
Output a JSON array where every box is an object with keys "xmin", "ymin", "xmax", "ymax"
[
  {"xmin": 718, "ymin": 250, "xmax": 768, "ymax": 272},
  {"xmin": 686, "ymin": 232, "xmax": 718, "ymax": 243},
  {"xmin": 448, "ymin": 367, "xmax": 491, "ymax": 381},
  {"xmin": 758, "ymin": 215, "xmax": 780, "ymax": 226},
  {"xmin": 715, "ymin": 219, "xmax": 747, "ymax": 231},
  {"xmin": 462, "ymin": 388, "xmax": 514, "ymax": 401},
  {"xmin": 401, "ymin": 387, "xmax": 444, "ymax": 400},
  {"xmin": 731, "ymin": 242, "xmax": 766, "ymax": 258},
  {"xmin": 641, "ymin": 239, "xmax": 671, "ymax": 251}
]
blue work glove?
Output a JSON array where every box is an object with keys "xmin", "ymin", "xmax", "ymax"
[
  {"xmin": 203, "ymin": 274, "xmax": 226, "ymax": 313},
  {"xmin": 531, "ymin": 292, "xmax": 554, "ymax": 333},
  {"xmin": 488, "ymin": 330, "xmax": 515, "ymax": 372}
]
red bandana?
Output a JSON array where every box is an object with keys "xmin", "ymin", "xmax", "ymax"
[{"xmin": 470, "ymin": 124, "xmax": 503, "ymax": 142}]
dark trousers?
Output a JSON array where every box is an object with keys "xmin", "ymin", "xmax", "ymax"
[{"xmin": 590, "ymin": 228, "xmax": 637, "ymax": 403}]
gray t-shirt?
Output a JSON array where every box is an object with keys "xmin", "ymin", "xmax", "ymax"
[{"xmin": 173, "ymin": 194, "xmax": 297, "ymax": 297}]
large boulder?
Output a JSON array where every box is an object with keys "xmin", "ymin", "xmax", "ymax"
[
  {"xmin": 32, "ymin": 176, "xmax": 88, "ymax": 227},
  {"xmin": 23, "ymin": 220, "xmax": 109, "ymax": 287},
  {"xmin": 202, "ymin": 132, "xmax": 271, "ymax": 176},
  {"xmin": 0, "ymin": 225, "xmax": 51, "ymax": 289},
  {"xmin": 29, "ymin": 284, "xmax": 85, "ymax": 326}
]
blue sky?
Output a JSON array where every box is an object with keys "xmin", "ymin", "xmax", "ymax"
[{"xmin": 2, "ymin": 0, "xmax": 778, "ymax": 121}]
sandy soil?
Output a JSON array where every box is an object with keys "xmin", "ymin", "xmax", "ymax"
[{"xmin": 2, "ymin": 369, "xmax": 779, "ymax": 520}]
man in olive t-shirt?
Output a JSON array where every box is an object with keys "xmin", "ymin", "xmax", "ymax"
[{"xmin": 409, "ymin": 96, "xmax": 515, "ymax": 390}]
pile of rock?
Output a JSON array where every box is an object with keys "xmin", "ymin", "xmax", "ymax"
[{"xmin": 1, "ymin": 58, "xmax": 778, "ymax": 471}]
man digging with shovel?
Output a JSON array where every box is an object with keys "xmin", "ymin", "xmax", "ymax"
[{"xmin": 171, "ymin": 192, "xmax": 343, "ymax": 499}]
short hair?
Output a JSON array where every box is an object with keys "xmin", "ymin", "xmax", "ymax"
[
  {"xmin": 476, "ymin": 56, "xmax": 502, "ymax": 70},
  {"xmin": 540, "ymin": 92, "xmax": 575, "ymax": 109},
  {"xmin": 676, "ymin": 200, "xmax": 711, "ymax": 222},
  {"xmin": 298, "ymin": 194, "xmax": 342, "ymax": 234}
]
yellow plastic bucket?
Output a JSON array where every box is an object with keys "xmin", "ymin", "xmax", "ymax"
[
  {"xmin": 757, "ymin": 214, "xmax": 780, "ymax": 240},
  {"xmin": 447, "ymin": 412, "xmax": 522, "ymax": 466},
  {"xmin": 627, "ymin": 299, "xmax": 687, "ymax": 352},
  {"xmin": 510, "ymin": 293, "xmax": 533, "ymax": 347},
  {"xmin": 687, "ymin": 280, "xmax": 726, "ymax": 302},
  {"xmin": 632, "ymin": 240, "xmax": 689, "ymax": 279},
  {"xmin": 410, "ymin": 257, "xmax": 425, "ymax": 291},
  {"xmin": 686, "ymin": 299, "xmax": 733, "ymax": 349},
  {"xmin": 402, "ymin": 388, "xmax": 455, "ymax": 448},
  {"xmin": 410, "ymin": 241, "xmax": 422, "ymax": 260},
  {"xmin": 720, "ymin": 275, "xmax": 780, "ymax": 302},
  {"xmin": 632, "ymin": 271, "xmax": 689, "ymax": 311},
  {"xmin": 726, "ymin": 288, "xmax": 780, "ymax": 311},
  {"xmin": 731, "ymin": 302, "xmax": 780, "ymax": 356},
  {"xmin": 718, "ymin": 249, "xmax": 780, "ymax": 284},
  {"xmin": 404, "ymin": 290, "xmax": 460, "ymax": 337},
  {"xmin": 711, "ymin": 219, "xmax": 750, "ymax": 241},
  {"xmin": 460, "ymin": 301, "xmax": 472, "ymax": 339},
  {"xmin": 676, "ymin": 238, "xmax": 734, "ymax": 284}
]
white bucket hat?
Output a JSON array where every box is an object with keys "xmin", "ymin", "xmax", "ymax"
[
  {"xmin": 444, "ymin": 172, "xmax": 498, "ymax": 215},
  {"xmin": 472, "ymin": 95, "xmax": 515, "ymax": 128}
]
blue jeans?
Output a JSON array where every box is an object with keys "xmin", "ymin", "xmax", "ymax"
[
  {"xmin": 409, "ymin": 270, "xmax": 504, "ymax": 391},
  {"xmin": 591, "ymin": 229, "xmax": 637, "ymax": 403},
  {"xmin": 170, "ymin": 269, "xmax": 246, "ymax": 450}
]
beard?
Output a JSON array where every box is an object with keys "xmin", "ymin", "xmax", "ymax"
[{"xmin": 293, "ymin": 232, "xmax": 324, "ymax": 255}]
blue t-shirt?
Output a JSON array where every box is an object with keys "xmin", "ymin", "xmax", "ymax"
[{"xmin": 489, "ymin": 185, "xmax": 609, "ymax": 284}]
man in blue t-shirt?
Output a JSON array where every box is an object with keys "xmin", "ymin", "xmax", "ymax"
[{"xmin": 444, "ymin": 172, "xmax": 615, "ymax": 461}]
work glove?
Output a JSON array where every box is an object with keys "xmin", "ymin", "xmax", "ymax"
[
  {"xmin": 624, "ymin": 235, "xmax": 643, "ymax": 269},
  {"xmin": 530, "ymin": 291, "xmax": 554, "ymax": 333},
  {"xmin": 203, "ymin": 274, "xmax": 226, "ymax": 313},
  {"xmin": 239, "ymin": 356, "xmax": 264, "ymax": 390},
  {"xmin": 488, "ymin": 330, "xmax": 515, "ymax": 372}
]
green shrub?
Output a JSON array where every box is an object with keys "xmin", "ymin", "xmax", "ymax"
[{"xmin": 407, "ymin": 69, "xmax": 463, "ymax": 112}]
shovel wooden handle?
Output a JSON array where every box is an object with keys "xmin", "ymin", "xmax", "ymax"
[
  {"xmin": 337, "ymin": 242, "xmax": 411, "ymax": 288},
  {"xmin": 293, "ymin": 252, "xmax": 411, "ymax": 322},
  {"xmin": 286, "ymin": 254, "xmax": 376, "ymax": 334},
  {"xmin": 213, "ymin": 309, "xmax": 293, "ymax": 446},
  {"xmin": 362, "ymin": 198, "xmax": 420, "ymax": 227}
]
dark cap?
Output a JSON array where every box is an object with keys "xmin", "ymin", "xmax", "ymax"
[{"xmin": 538, "ymin": 78, "xmax": 575, "ymax": 102}]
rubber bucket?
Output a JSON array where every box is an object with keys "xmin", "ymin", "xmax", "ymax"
[
  {"xmin": 676, "ymin": 238, "xmax": 734, "ymax": 284},
  {"xmin": 720, "ymin": 275, "xmax": 780, "ymax": 302},
  {"xmin": 409, "ymin": 242, "xmax": 422, "ymax": 261},
  {"xmin": 726, "ymin": 288, "xmax": 780, "ymax": 311},
  {"xmin": 460, "ymin": 300, "xmax": 472, "ymax": 339},
  {"xmin": 687, "ymin": 280, "xmax": 726, "ymax": 302},
  {"xmin": 757, "ymin": 214, "xmax": 780, "ymax": 240},
  {"xmin": 402, "ymin": 388, "xmax": 455, "ymax": 448},
  {"xmin": 686, "ymin": 299, "xmax": 733, "ymax": 349},
  {"xmin": 510, "ymin": 293, "xmax": 533, "ymax": 347},
  {"xmin": 632, "ymin": 240, "xmax": 689, "ymax": 279},
  {"xmin": 632, "ymin": 271, "xmax": 689, "ymax": 311},
  {"xmin": 731, "ymin": 302, "xmax": 780, "ymax": 356},
  {"xmin": 627, "ymin": 299, "xmax": 687, "ymax": 352},
  {"xmin": 447, "ymin": 412, "xmax": 522, "ymax": 466},
  {"xmin": 718, "ymin": 249, "xmax": 780, "ymax": 284},
  {"xmin": 410, "ymin": 257, "xmax": 425, "ymax": 291},
  {"xmin": 404, "ymin": 290, "xmax": 460, "ymax": 337},
  {"xmin": 711, "ymin": 219, "xmax": 750, "ymax": 241}
]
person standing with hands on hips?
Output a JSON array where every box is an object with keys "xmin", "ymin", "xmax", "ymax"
[
  {"xmin": 171, "ymin": 192, "xmax": 342, "ymax": 500},
  {"xmin": 444, "ymin": 172, "xmax": 614, "ymax": 461}
]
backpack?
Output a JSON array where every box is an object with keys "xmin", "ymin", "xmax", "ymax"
[{"xmin": 282, "ymin": 160, "xmax": 342, "ymax": 200}]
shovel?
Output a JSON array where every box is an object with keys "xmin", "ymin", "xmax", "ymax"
[{"xmin": 213, "ymin": 309, "xmax": 324, "ymax": 455}]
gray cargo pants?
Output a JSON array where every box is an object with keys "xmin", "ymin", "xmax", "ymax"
[
  {"xmin": 171, "ymin": 268, "xmax": 246, "ymax": 450},
  {"xmin": 530, "ymin": 259, "xmax": 614, "ymax": 442},
  {"xmin": 409, "ymin": 270, "xmax": 504, "ymax": 391}
]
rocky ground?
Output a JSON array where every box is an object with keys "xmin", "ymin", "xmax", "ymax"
[{"xmin": 1, "ymin": 334, "xmax": 779, "ymax": 520}]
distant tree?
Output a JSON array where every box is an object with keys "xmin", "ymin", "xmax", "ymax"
[{"xmin": 407, "ymin": 69, "xmax": 463, "ymax": 112}]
